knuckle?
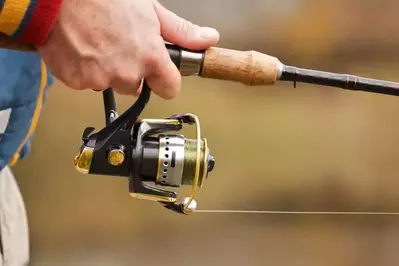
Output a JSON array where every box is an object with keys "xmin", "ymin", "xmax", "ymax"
[
  {"xmin": 87, "ymin": 76, "xmax": 109, "ymax": 91},
  {"xmin": 113, "ymin": 69, "xmax": 142, "ymax": 89},
  {"xmin": 81, "ymin": 60, "xmax": 110, "ymax": 90},
  {"xmin": 143, "ymin": 45, "xmax": 164, "ymax": 69},
  {"xmin": 64, "ymin": 79, "xmax": 82, "ymax": 90},
  {"xmin": 176, "ymin": 18, "xmax": 194, "ymax": 40},
  {"xmin": 54, "ymin": 65, "xmax": 84, "ymax": 90},
  {"xmin": 60, "ymin": 73, "xmax": 82, "ymax": 90}
]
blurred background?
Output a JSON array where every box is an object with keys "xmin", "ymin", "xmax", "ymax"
[{"xmin": 11, "ymin": 0, "xmax": 399, "ymax": 265}]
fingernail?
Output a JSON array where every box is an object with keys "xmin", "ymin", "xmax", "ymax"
[{"xmin": 200, "ymin": 27, "xmax": 219, "ymax": 40}]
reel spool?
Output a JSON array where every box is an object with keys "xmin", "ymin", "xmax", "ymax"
[{"xmin": 73, "ymin": 82, "xmax": 215, "ymax": 214}]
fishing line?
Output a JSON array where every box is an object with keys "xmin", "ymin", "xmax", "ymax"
[{"xmin": 194, "ymin": 210, "xmax": 399, "ymax": 216}]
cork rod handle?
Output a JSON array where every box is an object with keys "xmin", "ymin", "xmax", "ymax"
[{"xmin": 200, "ymin": 47, "xmax": 282, "ymax": 86}]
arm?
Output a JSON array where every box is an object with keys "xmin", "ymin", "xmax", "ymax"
[{"xmin": 0, "ymin": 0, "xmax": 63, "ymax": 45}]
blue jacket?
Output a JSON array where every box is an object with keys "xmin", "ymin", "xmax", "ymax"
[{"xmin": 0, "ymin": 49, "xmax": 54, "ymax": 170}]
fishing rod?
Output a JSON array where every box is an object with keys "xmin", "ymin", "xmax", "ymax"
[
  {"xmin": 3, "ymin": 35, "xmax": 399, "ymax": 216},
  {"xmin": 167, "ymin": 43, "xmax": 399, "ymax": 96},
  {"xmin": 4, "ymin": 35, "xmax": 399, "ymax": 95}
]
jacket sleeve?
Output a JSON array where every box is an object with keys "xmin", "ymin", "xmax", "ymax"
[{"xmin": 0, "ymin": 0, "xmax": 63, "ymax": 45}]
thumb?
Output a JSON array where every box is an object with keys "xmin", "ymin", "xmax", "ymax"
[{"xmin": 153, "ymin": 1, "xmax": 219, "ymax": 50}]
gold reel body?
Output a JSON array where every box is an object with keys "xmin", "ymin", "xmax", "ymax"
[{"xmin": 128, "ymin": 114, "xmax": 213, "ymax": 214}]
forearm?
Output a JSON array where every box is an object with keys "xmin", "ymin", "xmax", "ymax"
[{"xmin": 0, "ymin": 0, "xmax": 63, "ymax": 45}]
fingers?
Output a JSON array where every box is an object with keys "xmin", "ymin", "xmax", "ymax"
[
  {"xmin": 106, "ymin": 37, "xmax": 180, "ymax": 99},
  {"xmin": 143, "ymin": 36, "xmax": 181, "ymax": 99},
  {"xmin": 107, "ymin": 62, "xmax": 144, "ymax": 96},
  {"xmin": 79, "ymin": 59, "xmax": 109, "ymax": 91},
  {"xmin": 109, "ymin": 77, "xmax": 142, "ymax": 96},
  {"xmin": 50, "ymin": 46, "xmax": 179, "ymax": 100},
  {"xmin": 153, "ymin": 0, "xmax": 220, "ymax": 50}
]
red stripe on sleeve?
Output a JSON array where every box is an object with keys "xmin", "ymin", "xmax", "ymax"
[{"xmin": 17, "ymin": 0, "xmax": 63, "ymax": 45}]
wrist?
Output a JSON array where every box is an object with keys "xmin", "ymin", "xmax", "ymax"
[{"xmin": 0, "ymin": 0, "xmax": 64, "ymax": 45}]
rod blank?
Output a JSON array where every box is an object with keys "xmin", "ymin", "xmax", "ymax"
[{"xmin": 280, "ymin": 65, "xmax": 399, "ymax": 96}]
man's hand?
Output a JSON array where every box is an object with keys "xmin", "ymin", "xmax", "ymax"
[{"xmin": 37, "ymin": 0, "xmax": 219, "ymax": 99}]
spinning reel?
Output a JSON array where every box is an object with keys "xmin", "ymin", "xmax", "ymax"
[
  {"xmin": 70, "ymin": 42, "xmax": 399, "ymax": 216},
  {"xmin": 73, "ymin": 82, "xmax": 215, "ymax": 215}
]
